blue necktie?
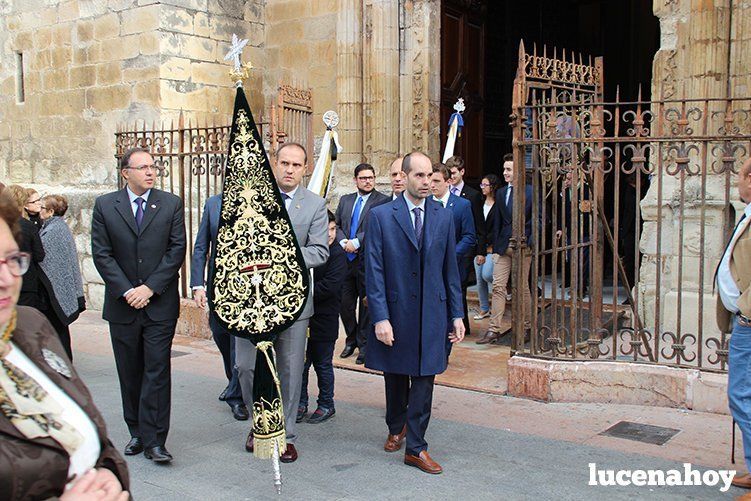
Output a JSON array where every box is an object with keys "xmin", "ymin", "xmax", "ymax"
[
  {"xmin": 134, "ymin": 197, "xmax": 144, "ymax": 230},
  {"xmin": 347, "ymin": 197, "xmax": 363, "ymax": 261},
  {"xmin": 413, "ymin": 207, "xmax": 423, "ymax": 247}
]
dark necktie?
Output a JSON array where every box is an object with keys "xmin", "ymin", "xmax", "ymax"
[
  {"xmin": 134, "ymin": 197, "xmax": 144, "ymax": 229},
  {"xmin": 281, "ymin": 192, "xmax": 291, "ymax": 210},
  {"xmin": 413, "ymin": 207, "xmax": 423, "ymax": 246}
]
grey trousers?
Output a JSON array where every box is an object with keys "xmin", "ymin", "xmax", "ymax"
[{"xmin": 235, "ymin": 319, "xmax": 309, "ymax": 444}]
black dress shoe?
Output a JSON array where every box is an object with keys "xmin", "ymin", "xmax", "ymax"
[
  {"xmin": 144, "ymin": 445, "xmax": 173, "ymax": 463},
  {"xmin": 355, "ymin": 355, "xmax": 365, "ymax": 365},
  {"xmin": 296, "ymin": 405, "xmax": 307, "ymax": 423},
  {"xmin": 339, "ymin": 345, "xmax": 356, "ymax": 358},
  {"xmin": 231, "ymin": 403, "xmax": 249, "ymax": 421},
  {"xmin": 124, "ymin": 437, "xmax": 143, "ymax": 456},
  {"xmin": 306, "ymin": 407, "xmax": 335, "ymax": 424},
  {"xmin": 245, "ymin": 432, "xmax": 254, "ymax": 453},
  {"xmin": 218, "ymin": 385, "xmax": 229, "ymax": 401}
]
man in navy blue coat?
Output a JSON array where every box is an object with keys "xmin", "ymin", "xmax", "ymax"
[
  {"xmin": 365, "ymin": 151, "xmax": 465, "ymax": 475},
  {"xmin": 190, "ymin": 194, "xmax": 249, "ymax": 421}
]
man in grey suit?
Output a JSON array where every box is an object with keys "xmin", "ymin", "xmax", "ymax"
[
  {"xmin": 237, "ymin": 142, "xmax": 329, "ymax": 463},
  {"xmin": 190, "ymin": 193, "xmax": 249, "ymax": 421},
  {"xmin": 91, "ymin": 147, "xmax": 186, "ymax": 463},
  {"xmin": 335, "ymin": 163, "xmax": 389, "ymax": 363}
]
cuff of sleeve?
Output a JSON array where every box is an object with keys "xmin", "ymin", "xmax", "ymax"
[
  {"xmin": 351, "ymin": 238, "xmax": 360, "ymax": 250},
  {"xmin": 339, "ymin": 239, "xmax": 348, "ymax": 248},
  {"xmin": 123, "ymin": 288, "xmax": 134, "ymax": 298},
  {"xmin": 192, "ymin": 286, "xmax": 205, "ymax": 291}
]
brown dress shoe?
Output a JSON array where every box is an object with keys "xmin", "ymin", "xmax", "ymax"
[
  {"xmin": 733, "ymin": 473, "xmax": 751, "ymax": 489},
  {"xmin": 476, "ymin": 331, "xmax": 499, "ymax": 345},
  {"xmin": 404, "ymin": 450, "xmax": 443, "ymax": 474},
  {"xmin": 245, "ymin": 432, "xmax": 254, "ymax": 453},
  {"xmin": 384, "ymin": 425, "xmax": 407, "ymax": 452},
  {"xmin": 280, "ymin": 444, "xmax": 298, "ymax": 463}
]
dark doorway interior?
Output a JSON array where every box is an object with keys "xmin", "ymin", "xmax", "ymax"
[{"xmin": 441, "ymin": 0, "xmax": 660, "ymax": 182}]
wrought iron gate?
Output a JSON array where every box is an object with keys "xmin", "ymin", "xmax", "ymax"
[
  {"xmin": 114, "ymin": 83, "xmax": 313, "ymax": 298},
  {"xmin": 509, "ymin": 41, "xmax": 751, "ymax": 372}
]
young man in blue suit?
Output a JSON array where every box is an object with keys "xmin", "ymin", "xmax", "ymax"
[
  {"xmin": 190, "ymin": 193, "xmax": 249, "ymax": 421},
  {"xmin": 365, "ymin": 151, "xmax": 465, "ymax": 474},
  {"xmin": 431, "ymin": 163, "xmax": 475, "ymax": 354}
]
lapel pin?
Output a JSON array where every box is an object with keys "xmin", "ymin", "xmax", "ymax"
[
  {"xmin": 42, "ymin": 348, "xmax": 72, "ymax": 378},
  {"xmin": 295, "ymin": 204, "xmax": 301, "ymax": 209},
  {"xmin": 151, "ymin": 204, "xmax": 157, "ymax": 209}
]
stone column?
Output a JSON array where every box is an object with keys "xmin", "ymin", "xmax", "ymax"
[
  {"xmin": 334, "ymin": 0, "xmax": 364, "ymax": 197},
  {"xmin": 362, "ymin": 0, "xmax": 400, "ymax": 173},
  {"xmin": 400, "ymin": 0, "xmax": 441, "ymax": 160},
  {"xmin": 642, "ymin": 0, "xmax": 742, "ymax": 361}
]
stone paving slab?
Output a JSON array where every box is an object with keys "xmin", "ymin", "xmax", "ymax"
[{"xmin": 76, "ymin": 348, "xmax": 743, "ymax": 500}]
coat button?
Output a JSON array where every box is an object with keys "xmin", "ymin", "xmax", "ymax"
[
  {"xmin": 411, "ymin": 293, "xmax": 417, "ymax": 298},
  {"xmin": 412, "ymin": 272, "xmax": 417, "ymax": 277},
  {"xmin": 138, "ymin": 258, "xmax": 143, "ymax": 263},
  {"xmin": 138, "ymin": 279, "xmax": 143, "ymax": 284}
]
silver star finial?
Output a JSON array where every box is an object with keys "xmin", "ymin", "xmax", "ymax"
[
  {"xmin": 453, "ymin": 98, "xmax": 466, "ymax": 114},
  {"xmin": 224, "ymin": 33, "xmax": 249, "ymax": 72}
]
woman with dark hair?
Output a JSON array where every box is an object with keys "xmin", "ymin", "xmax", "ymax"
[
  {"xmin": 473, "ymin": 174, "xmax": 499, "ymax": 326},
  {"xmin": 0, "ymin": 190, "xmax": 130, "ymax": 500},
  {"xmin": 38, "ymin": 194, "xmax": 85, "ymax": 360},
  {"xmin": 5, "ymin": 185, "xmax": 46, "ymax": 311}
]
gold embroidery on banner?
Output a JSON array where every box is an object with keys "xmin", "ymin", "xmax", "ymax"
[{"xmin": 212, "ymin": 109, "xmax": 307, "ymax": 333}]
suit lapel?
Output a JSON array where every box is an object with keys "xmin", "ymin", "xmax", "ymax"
[
  {"xmin": 393, "ymin": 197, "xmax": 419, "ymax": 250},
  {"xmin": 114, "ymin": 188, "xmax": 138, "ymax": 236},
  {"xmin": 288, "ymin": 186, "xmax": 305, "ymax": 225},
  {"xmin": 138, "ymin": 190, "xmax": 161, "ymax": 235}
]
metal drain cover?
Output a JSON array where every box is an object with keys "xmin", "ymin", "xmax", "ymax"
[
  {"xmin": 599, "ymin": 421, "xmax": 680, "ymax": 446},
  {"xmin": 170, "ymin": 350, "xmax": 190, "ymax": 358}
]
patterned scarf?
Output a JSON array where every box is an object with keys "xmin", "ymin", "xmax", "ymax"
[{"xmin": 0, "ymin": 310, "xmax": 82, "ymax": 456}]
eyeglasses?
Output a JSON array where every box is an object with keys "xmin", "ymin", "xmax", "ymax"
[
  {"xmin": 0, "ymin": 252, "xmax": 31, "ymax": 277},
  {"xmin": 27, "ymin": 198, "xmax": 41, "ymax": 204},
  {"xmin": 357, "ymin": 176, "xmax": 375, "ymax": 182},
  {"xmin": 128, "ymin": 164, "xmax": 159, "ymax": 172}
]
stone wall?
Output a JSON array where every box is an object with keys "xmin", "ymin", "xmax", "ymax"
[
  {"xmin": 0, "ymin": 0, "xmax": 266, "ymax": 309},
  {"xmin": 643, "ymin": 0, "xmax": 751, "ymax": 342}
]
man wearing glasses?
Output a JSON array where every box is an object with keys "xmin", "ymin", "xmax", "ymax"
[
  {"xmin": 91, "ymin": 147, "xmax": 186, "ymax": 464},
  {"xmin": 335, "ymin": 163, "xmax": 389, "ymax": 364}
]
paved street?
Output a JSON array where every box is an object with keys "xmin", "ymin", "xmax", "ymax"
[{"xmin": 72, "ymin": 312, "xmax": 742, "ymax": 500}]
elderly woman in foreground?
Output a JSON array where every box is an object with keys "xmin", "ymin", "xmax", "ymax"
[{"xmin": 0, "ymin": 191, "xmax": 130, "ymax": 500}]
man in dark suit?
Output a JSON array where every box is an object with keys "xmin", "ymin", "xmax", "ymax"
[
  {"xmin": 446, "ymin": 155, "xmax": 485, "ymax": 336},
  {"xmin": 365, "ymin": 151, "xmax": 465, "ymax": 474},
  {"xmin": 299, "ymin": 210, "xmax": 348, "ymax": 423},
  {"xmin": 190, "ymin": 193, "xmax": 249, "ymax": 421},
  {"xmin": 389, "ymin": 156, "xmax": 406, "ymax": 199},
  {"xmin": 335, "ymin": 163, "xmax": 389, "ymax": 363},
  {"xmin": 431, "ymin": 164, "xmax": 476, "ymax": 356},
  {"xmin": 91, "ymin": 147, "xmax": 186, "ymax": 463},
  {"xmin": 479, "ymin": 153, "xmax": 535, "ymax": 344}
]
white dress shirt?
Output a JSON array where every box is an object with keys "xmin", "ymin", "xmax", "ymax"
[
  {"xmin": 717, "ymin": 204, "xmax": 751, "ymax": 313},
  {"xmin": 6, "ymin": 344, "xmax": 100, "ymax": 487},
  {"xmin": 433, "ymin": 191, "xmax": 451, "ymax": 207}
]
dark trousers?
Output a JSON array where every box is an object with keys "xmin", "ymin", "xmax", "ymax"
[
  {"xmin": 109, "ymin": 310, "xmax": 176, "ymax": 448},
  {"xmin": 300, "ymin": 339, "xmax": 336, "ymax": 410},
  {"xmin": 460, "ymin": 255, "xmax": 472, "ymax": 337},
  {"xmin": 43, "ymin": 307, "xmax": 72, "ymax": 361},
  {"xmin": 208, "ymin": 315, "xmax": 243, "ymax": 406},
  {"xmin": 384, "ymin": 373, "xmax": 435, "ymax": 456},
  {"xmin": 341, "ymin": 259, "xmax": 368, "ymax": 350}
]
